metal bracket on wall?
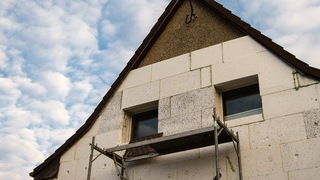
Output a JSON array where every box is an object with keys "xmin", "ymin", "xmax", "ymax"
[{"xmin": 185, "ymin": 0, "xmax": 196, "ymax": 24}]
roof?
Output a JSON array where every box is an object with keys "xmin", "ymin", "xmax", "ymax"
[{"xmin": 30, "ymin": 0, "xmax": 320, "ymax": 178}]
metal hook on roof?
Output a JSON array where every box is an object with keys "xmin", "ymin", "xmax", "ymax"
[{"xmin": 185, "ymin": 0, "xmax": 196, "ymax": 24}]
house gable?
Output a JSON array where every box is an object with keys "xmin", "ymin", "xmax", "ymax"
[
  {"xmin": 30, "ymin": 0, "xmax": 320, "ymax": 179},
  {"xmin": 139, "ymin": 0, "xmax": 245, "ymax": 67}
]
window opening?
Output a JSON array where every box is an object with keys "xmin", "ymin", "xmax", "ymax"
[
  {"xmin": 223, "ymin": 84, "xmax": 262, "ymax": 121},
  {"xmin": 131, "ymin": 109, "xmax": 158, "ymax": 140}
]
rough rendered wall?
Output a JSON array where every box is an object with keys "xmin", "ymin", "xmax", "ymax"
[
  {"xmin": 57, "ymin": 36, "xmax": 320, "ymax": 180},
  {"xmin": 138, "ymin": 0, "xmax": 245, "ymax": 67},
  {"xmin": 158, "ymin": 87, "xmax": 214, "ymax": 135}
]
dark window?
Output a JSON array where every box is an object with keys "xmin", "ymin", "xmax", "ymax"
[
  {"xmin": 131, "ymin": 109, "xmax": 158, "ymax": 139},
  {"xmin": 223, "ymin": 84, "xmax": 262, "ymax": 120}
]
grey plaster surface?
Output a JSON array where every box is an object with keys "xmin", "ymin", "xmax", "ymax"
[
  {"xmin": 201, "ymin": 107, "xmax": 214, "ymax": 128},
  {"xmin": 159, "ymin": 97, "xmax": 171, "ymax": 120},
  {"xmin": 158, "ymin": 111, "xmax": 201, "ymax": 136},
  {"xmin": 171, "ymin": 86, "xmax": 213, "ymax": 117},
  {"xmin": 303, "ymin": 108, "xmax": 320, "ymax": 139},
  {"xmin": 98, "ymin": 92, "xmax": 123, "ymax": 133}
]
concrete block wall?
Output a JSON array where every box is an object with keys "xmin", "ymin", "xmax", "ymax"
[
  {"xmin": 57, "ymin": 36, "xmax": 320, "ymax": 180},
  {"xmin": 158, "ymin": 87, "xmax": 214, "ymax": 135}
]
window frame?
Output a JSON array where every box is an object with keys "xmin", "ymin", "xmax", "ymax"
[{"xmin": 121, "ymin": 101, "xmax": 159, "ymax": 143}]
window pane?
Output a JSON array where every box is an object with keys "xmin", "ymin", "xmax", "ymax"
[
  {"xmin": 223, "ymin": 84, "xmax": 262, "ymax": 117},
  {"xmin": 132, "ymin": 110, "xmax": 158, "ymax": 139},
  {"xmin": 134, "ymin": 117, "xmax": 158, "ymax": 138}
]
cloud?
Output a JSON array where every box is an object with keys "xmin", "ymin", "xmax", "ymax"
[
  {"xmin": 32, "ymin": 127, "xmax": 76, "ymax": 155},
  {"xmin": 0, "ymin": 0, "xmax": 115, "ymax": 179},
  {"xmin": 0, "ymin": 54, "xmax": 7, "ymax": 69},
  {"xmin": 100, "ymin": 19, "xmax": 117, "ymax": 40},
  {"xmin": 14, "ymin": 77, "xmax": 47, "ymax": 98},
  {"xmin": 0, "ymin": 78, "xmax": 21, "ymax": 108},
  {"xmin": 69, "ymin": 103, "xmax": 95, "ymax": 128},
  {"xmin": 1, "ymin": 107, "xmax": 42, "ymax": 128},
  {"xmin": 101, "ymin": 0, "xmax": 169, "ymax": 47},
  {"xmin": 67, "ymin": 79, "xmax": 93, "ymax": 104},
  {"xmin": 2, "ymin": 48, "xmax": 26, "ymax": 77},
  {"xmin": 38, "ymin": 71, "xmax": 71, "ymax": 100},
  {"xmin": 128, "ymin": 0, "xmax": 170, "ymax": 39},
  {"xmin": 0, "ymin": 127, "xmax": 44, "ymax": 180},
  {"xmin": 27, "ymin": 100, "xmax": 70, "ymax": 126},
  {"xmin": 0, "ymin": 106, "xmax": 42, "ymax": 180},
  {"xmin": 0, "ymin": 0, "xmax": 101, "ymax": 75}
]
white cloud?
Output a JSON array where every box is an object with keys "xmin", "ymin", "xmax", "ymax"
[
  {"xmin": 129, "ymin": 0, "xmax": 169, "ymax": 39},
  {"xmin": 0, "ymin": 0, "xmax": 113, "ymax": 179},
  {"xmin": 53, "ymin": 0, "xmax": 108, "ymax": 26},
  {"xmin": 0, "ymin": 50, "xmax": 7, "ymax": 69},
  {"xmin": 101, "ymin": 19, "xmax": 117, "ymax": 40},
  {"xmin": 0, "ymin": 128, "xmax": 44, "ymax": 180},
  {"xmin": 0, "ymin": 0, "xmax": 15, "ymax": 17},
  {"xmin": 0, "ymin": 78, "xmax": 21, "ymax": 107},
  {"xmin": 27, "ymin": 100, "xmax": 70, "ymax": 126},
  {"xmin": 0, "ymin": 0, "xmax": 100, "ymax": 74},
  {"xmin": 0, "ymin": 9, "xmax": 22, "ymax": 28},
  {"xmin": 101, "ymin": 0, "xmax": 169, "ymax": 47},
  {"xmin": 3, "ymin": 48, "xmax": 26, "ymax": 77},
  {"xmin": 14, "ymin": 77, "xmax": 47, "ymax": 98},
  {"xmin": 39, "ymin": 71, "xmax": 71, "ymax": 100},
  {"xmin": 69, "ymin": 103, "xmax": 95, "ymax": 128},
  {"xmin": 2, "ymin": 107, "xmax": 42, "ymax": 128},
  {"xmin": 30, "ymin": 46, "xmax": 72, "ymax": 72},
  {"xmin": 32, "ymin": 126, "xmax": 76, "ymax": 155},
  {"xmin": 63, "ymin": 16, "xmax": 98, "ymax": 49},
  {"xmin": 67, "ymin": 80, "xmax": 93, "ymax": 103}
]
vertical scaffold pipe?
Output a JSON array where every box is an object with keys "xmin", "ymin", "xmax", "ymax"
[
  {"xmin": 237, "ymin": 132, "xmax": 243, "ymax": 180},
  {"xmin": 87, "ymin": 136, "xmax": 95, "ymax": 180},
  {"xmin": 214, "ymin": 117, "xmax": 220, "ymax": 180}
]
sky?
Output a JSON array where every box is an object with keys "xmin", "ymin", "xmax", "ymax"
[{"xmin": 0, "ymin": 0, "xmax": 319, "ymax": 179}]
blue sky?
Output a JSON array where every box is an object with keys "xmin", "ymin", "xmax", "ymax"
[{"xmin": 0, "ymin": 0, "xmax": 319, "ymax": 179}]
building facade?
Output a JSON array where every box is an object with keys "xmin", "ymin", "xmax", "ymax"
[{"xmin": 31, "ymin": 0, "xmax": 320, "ymax": 179}]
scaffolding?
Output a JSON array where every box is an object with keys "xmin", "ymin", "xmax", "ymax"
[{"xmin": 87, "ymin": 113, "xmax": 243, "ymax": 180}]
